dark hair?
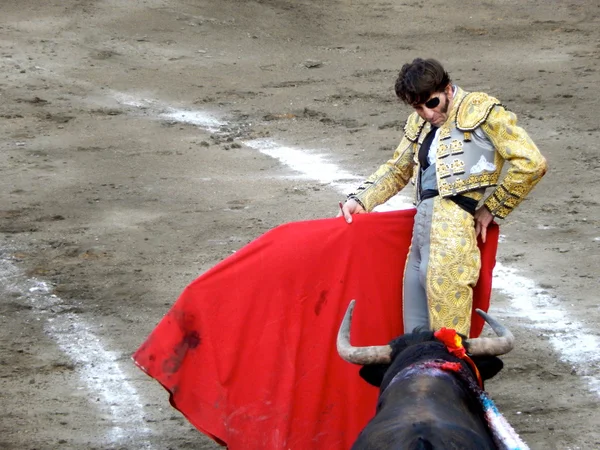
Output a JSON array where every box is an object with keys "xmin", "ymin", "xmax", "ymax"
[{"xmin": 394, "ymin": 58, "xmax": 451, "ymax": 105}]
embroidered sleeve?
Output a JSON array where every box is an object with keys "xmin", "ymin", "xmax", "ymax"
[
  {"xmin": 347, "ymin": 135, "xmax": 416, "ymax": 212},
  {"xmin": 480, "ymin": 106, "xmax": 547, "ymax": 219}
]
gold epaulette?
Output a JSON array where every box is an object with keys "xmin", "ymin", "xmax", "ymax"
[
  {"xmin": 456, "ymin": 92, "xmax": 503, "ymax": 131},
  {"xmin": 403, "ymin": 112, "xmax": 426, "ymax": 143}
]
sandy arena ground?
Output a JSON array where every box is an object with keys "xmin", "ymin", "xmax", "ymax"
[{"xmin": 1, "ymin": 1, "xmax": 599, "ymax": 449}]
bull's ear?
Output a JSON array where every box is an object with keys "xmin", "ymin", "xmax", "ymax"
[
  {"xmin": 471, "ymin": 355, "xmax": 504, "ymax": 380},
  {"xmin": 358, "ymin": 364, "xmax": 389, "ymax": 387}
]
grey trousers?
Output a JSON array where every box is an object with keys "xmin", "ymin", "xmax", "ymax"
[{"xmin": 402, "ymin": 198, "xmax": 434, "ymax": 332}]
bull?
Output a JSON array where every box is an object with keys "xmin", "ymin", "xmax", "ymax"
[{"xmin": 337, "ymin": 300, "xmax": 519, "ymax": 450}]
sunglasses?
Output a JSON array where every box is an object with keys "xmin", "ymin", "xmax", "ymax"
[{"xmin": 423, "ymin": 95, "xmax": 441, "ymax": 109}]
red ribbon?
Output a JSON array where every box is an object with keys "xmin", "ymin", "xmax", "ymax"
[{"xmin": 434, "ymin": 328, "xmax": 483, "ymax": 388}]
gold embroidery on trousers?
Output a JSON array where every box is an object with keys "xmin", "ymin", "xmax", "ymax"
[{"xmin": 425, "ymin": 198, "xmax": 481, "ymax": 335}]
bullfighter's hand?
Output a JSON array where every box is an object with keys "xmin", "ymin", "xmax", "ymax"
[
  {"xmin": 337, "ymin": 199, "xmax": 365, "ymax": 224},
  {"xmin": 474, "ymin": 205, "xmax": 494, "ymax": 243}
]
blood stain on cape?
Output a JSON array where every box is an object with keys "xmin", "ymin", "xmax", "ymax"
[{"xmin": 162, "ymin": 330, "xmax": 201, "ymax": 374}]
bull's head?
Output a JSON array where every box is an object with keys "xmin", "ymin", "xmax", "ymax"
[
  {"xmin": 337, "ymin": 300, "xmax": 514, "ymax": 364},
  {"xmin": 336, "ymin": 300, "xmax": 513, "ymax": 387}
]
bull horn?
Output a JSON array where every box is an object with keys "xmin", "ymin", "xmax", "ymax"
[
  {"xmin": 337, "ymin": 300, "xmax": 392, "ymax": 365},
  {"xmin": 465, "ymin": 309, "xmax": 515, "ymax": 356}
]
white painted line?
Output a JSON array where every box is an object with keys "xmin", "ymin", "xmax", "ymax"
[
  {"xmin": 0, "ymin": 252, "xmax": 153, "ymax": 447},
  {"xmin": 113, "ymin": 92, "xmax": 224, "ymax": 132},
  {"xmin": 113, "ymin": 92, "xmax": 156, "ymax": 109},
  {"xmin": 244, "ymin": 138, "xmax": 360, "ymax": 184},
  {"xmin": 493, "ymin": 262, "xmax": 600, "ymax": 395},
  {"xmin": 161, "ymin": 109, "xmax": 224, "ymax": 132}
]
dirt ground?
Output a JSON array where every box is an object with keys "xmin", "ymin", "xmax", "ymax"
[{"xmin": 1, "ymin": 0, "xmax": 599, "ymax": 449}]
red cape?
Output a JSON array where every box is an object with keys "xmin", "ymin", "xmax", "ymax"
[{"xmin": 133, "ymin": 209, "xmax": 498, "ymax": 449}]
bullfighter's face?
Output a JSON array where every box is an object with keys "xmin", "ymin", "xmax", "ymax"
[{"xmin": 412, "ymin": 84, "xmax": 454, "ymax": 127}]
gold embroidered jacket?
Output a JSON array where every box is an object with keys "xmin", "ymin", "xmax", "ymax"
[{"xmin": 348, "ymin": 87, "xmax": 547, "ymax": 218}]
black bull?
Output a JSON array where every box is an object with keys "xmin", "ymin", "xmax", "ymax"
[{"xmin": 337, "ymin": 300, "xmax": 515, "ymax": 450}]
